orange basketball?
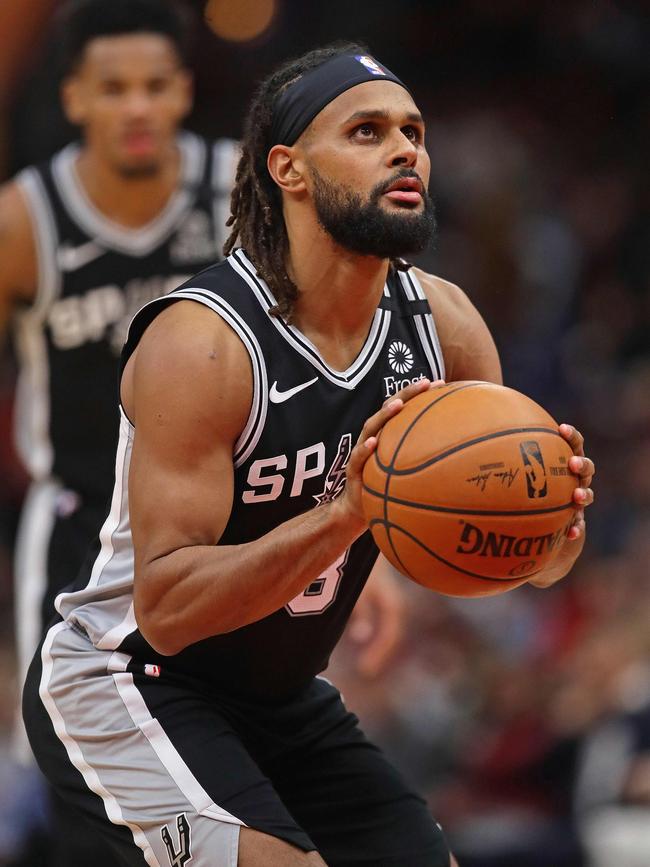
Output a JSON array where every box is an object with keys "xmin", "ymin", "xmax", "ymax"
[{"xmin": 361, "ymin": 381, "xmax": 577, "ymax": 597}]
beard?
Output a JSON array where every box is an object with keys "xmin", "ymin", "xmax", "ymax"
[
  {"xmin": 115, "ymin": 161, "xmax": 161, "ymax": 179},
  {"xmin": 309, "ymin": 166, "xmax": 436, "ymax": 259}
]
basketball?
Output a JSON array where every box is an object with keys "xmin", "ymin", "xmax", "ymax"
[{"xmin": 361, "ymin": 381, "xmax": 577, "ymax": 597}]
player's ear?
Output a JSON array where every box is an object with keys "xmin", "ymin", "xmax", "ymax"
[
  {"xmin": 267, "ymin": 145, "xmax": 307, "ymax": 194},
  {"xmin": 61, "ymin": 76, "xmax": 85, "ymax": 126}
]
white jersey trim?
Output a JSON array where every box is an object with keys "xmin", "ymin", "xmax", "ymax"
[
  {"xmin": 12, "ymin": 479, "xmax": 60, "ymax": 763},
  {"xmin": 398, "ymin": 269, "xmax": 446, "ymax": 381},
  {"xmin": 39, "ymin": 623, "xmax": 162, "ymax": 866},
  {"xmin": 51, "ymin": 133, "xmax": 206, "ymax": 256},
  {"xmin": 12, "ymin": 313, "xmax": 54, "ymax": 479},
  {"xmin": 228, "ymin": 250, "xmax": 393, "ymax": 389},
  {"xmin": 54, "ymin": 412, "xmax": 137, "ymax": 652},
  {"xmin": 169, "ymin": 288, "xmax": 268, "ymax": 467},
  {"xmin": 16, "ymin": 168, "xmax": 62, "ymax": 316},
  {"xmin": 12, "ymin": 170, "xmax": 62, "ymax": 477},
  {"xmin": 54, "ymin": 411, "xmax": 130, "ymax": 621}
]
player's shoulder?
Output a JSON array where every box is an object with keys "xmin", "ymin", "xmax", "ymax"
[
  {"xmin": 174, "ymin": 256, "xmax": 238, "ymax": 294},
  {"xmin": 411, "ymin": 266, "xmax": 478, "ymax": 320},
  {"xmin": 125, "ymin": 252, "xmax": 252, "ymax": 364},
  {"xmin": 0, "ymin": 177, "xmax": 33, "ymax": 241}
]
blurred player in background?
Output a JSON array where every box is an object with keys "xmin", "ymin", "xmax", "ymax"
[
  {"xmin": 0, "ymin": 0, "xmax": 238, "ymax": 863},
  {"xmin": 23, "ymin": 42, "xmax": 594, "ymax": 866},
  {"xmin": 0, "ymin": 3, "xmax": 403, "ymax": 863}
]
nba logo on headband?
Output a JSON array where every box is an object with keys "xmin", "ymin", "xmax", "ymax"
[
  {"xmin": 354, "ymin": 55, "xmax": 386, "ymax": 76},
  {"xmin": 271, "ymin": 52, "xmax": 408, "ymax": 145}
]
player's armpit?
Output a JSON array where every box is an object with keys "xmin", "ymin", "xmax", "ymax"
[{"xmin": 414, "ymin": 268, "xmax": 502, "ymax": 385}]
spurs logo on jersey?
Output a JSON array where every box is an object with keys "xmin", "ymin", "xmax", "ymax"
[
  {"xmin": 313, "ymin": 434, "xmax": 352, "ymax": 505},
  {"xmin": 161, "ymin": 813, "xmax": 192, "ymax": 867},
  {"xmin": 242, "ymin": 434, "xmax": 353, "ymax": 505}
]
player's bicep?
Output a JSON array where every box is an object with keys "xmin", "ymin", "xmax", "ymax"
[
  {"xmin": 0, "ymin": 182, "xmax": 37, "ymax": 331},
  {"xmin": 129, "ymin": 424, "xmax": 236, "ymax": 575},
  {"xmin": 126, "ymin": 301, "xmax": 251, "ymax": 576},
  {"xmin": 448, "ymin": 302, "xmax": 502, "ymax": 384}
]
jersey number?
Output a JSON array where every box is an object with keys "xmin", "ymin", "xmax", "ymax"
[{"xmin": 285, "ymin": 550, "xmax": 349, "ymax": 616}]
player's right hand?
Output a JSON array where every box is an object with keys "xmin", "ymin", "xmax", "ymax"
[{"xmin": 336, "ymin": 377, "xmax": 444, "ymax": 526}]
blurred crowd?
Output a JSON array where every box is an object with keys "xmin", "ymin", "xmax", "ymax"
[{"xmin": 0, "ymin": 1, "xmax": 648, "ymax": 865}]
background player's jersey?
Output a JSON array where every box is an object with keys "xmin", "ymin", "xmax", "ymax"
[
  {"xmin": 55, "ymin": 250, "xmax": 445, "ymax": 700},
  {"xmin": 12, "ymin": 132, "xmax": 237, "ymax": 502}
]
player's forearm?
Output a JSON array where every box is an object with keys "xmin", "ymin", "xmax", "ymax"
[{"xmin": 135, "ymin": 498, "xmax": 364, "ymax": 654}]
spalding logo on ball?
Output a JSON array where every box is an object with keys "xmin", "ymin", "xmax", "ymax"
[{"xmin": 361, "ymin": 381, "xmax": 577, "ymax": 597}]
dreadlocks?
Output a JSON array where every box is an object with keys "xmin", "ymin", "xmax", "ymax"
[{"xmin": 224, "ymin": 42, "xmax": 367, "ymax": 321}]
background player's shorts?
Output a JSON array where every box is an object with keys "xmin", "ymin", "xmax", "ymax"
[{"xmin": 24, "ymin": 621, "xmax": 451, "ymax": 866}]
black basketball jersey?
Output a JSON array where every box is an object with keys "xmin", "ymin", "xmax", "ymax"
[
  {"xmin": 13, "ymin": 133, "xmax": 238, "ymax": 502},
  {"xmin": 56, "ymin": 249, "xmax": 445, "ymax": 700}
]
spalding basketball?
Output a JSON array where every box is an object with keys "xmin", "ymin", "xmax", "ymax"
[{"xmin": 361, "ymin": 381, "xmax": 576, "ymax": 597}]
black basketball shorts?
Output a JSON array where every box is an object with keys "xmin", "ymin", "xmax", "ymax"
[{"xmin": 23, "ymin": 621, "xmax": 450, "ymax": 866}]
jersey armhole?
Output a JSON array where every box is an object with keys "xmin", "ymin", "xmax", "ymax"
[
  {"xmin": 397, "ymin": 270, "xmax": 446, "ymax": 382},
  {"xmin": 120, "ymin": 288, "xmax": 268, "ymax": 467},
  {"xmin": 15, "ymin": 168, "xmax": 61, "ymax": 319}
]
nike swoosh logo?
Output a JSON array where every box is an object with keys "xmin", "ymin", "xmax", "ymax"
[
  {"xmin": 57, "ymin": 241, "xmax": 105, "ymax": 272},
  {"xmin": 269, "ymin": 377, "xmax": 318, "ymax": 404}
]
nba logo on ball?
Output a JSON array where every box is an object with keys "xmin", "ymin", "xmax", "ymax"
[
  {"xmin": 520, "ymin": 441, "xmax": 548, "ymax": 499},
  {"xmin": 355, "ymin": 55, "xmax": 386, "ymax": 76}
]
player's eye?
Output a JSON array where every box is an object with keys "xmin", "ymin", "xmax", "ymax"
[
  {"xmin": 402, "ymin": 125, "xmax": 422, "ymax": 142},
  {"xmin": 148, "ymin": 78, "xmax": 170, "ymax": 95},
  {"xmin": 101, "ymin": 80, "xmax": 124, "ymax": 96},
  {"xmin": 352, "ymin": 123, "xmax": 379, "ymax": 142}
]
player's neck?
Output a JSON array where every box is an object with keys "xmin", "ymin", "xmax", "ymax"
[
  {"xmin": 285, "ymin": 216, "xmax": 390, "ymax": 367},
  {"xmin": 74, "ymin": 145, "xmax": 181, "ymax": 229}
]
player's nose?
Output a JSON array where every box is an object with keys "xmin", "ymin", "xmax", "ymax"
[
  {"xmin": 124, "ymin": 89, "xmax": 154, "ymax": 117},
  {"xmin": 389, "ymin": 132, "xmax": 418, "ymax": 168}
]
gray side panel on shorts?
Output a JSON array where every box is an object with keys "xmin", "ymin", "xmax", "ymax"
[{"xmin": 40, "ymin": 622, "xmax": 244, "ymax": 867}]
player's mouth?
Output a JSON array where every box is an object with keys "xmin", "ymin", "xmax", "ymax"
[
  {"xmin": 382, "ymin": 176, "xmax": 424, "ymax": 205},
  {"xmin": 122, "ymin": 130, "xmax": 157, "ymax": 156}
]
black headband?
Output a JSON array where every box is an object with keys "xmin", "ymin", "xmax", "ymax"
[{"xmin": 270, "ymin": 53, "xmax": 411, "ymax": 147}]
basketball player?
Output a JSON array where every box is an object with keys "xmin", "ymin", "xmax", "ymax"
[
  {"xmin": 2, "ymin": 6, "xmax": 402, "ymax": 861},
  {"xmin": 23, "ymin": 44, "xmax": 594, "ymax": 866},
  {"xmin": 0, "ymin": 0, "xmax": 237, "ymax": 863}
]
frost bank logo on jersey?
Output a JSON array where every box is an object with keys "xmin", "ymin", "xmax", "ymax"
[
  {"xmin": 384, "ymin": 340, "xmax": 425, "ymax": 397},
  {"xmin": 388, "ymin": 340, "xmax": 413, "ymax": 374},
  {"xmin": 355, "ymin": 55, "xmax": 387, "ymax": 76}
]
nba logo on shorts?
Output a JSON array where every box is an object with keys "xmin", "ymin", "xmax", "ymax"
[
  {"xmin": 355, "ymin": 55, "xmax": 386, "ymax": 76},
  {"xmin": 519, "ymin": 441, "xmax": 548, "ymax": 499}
]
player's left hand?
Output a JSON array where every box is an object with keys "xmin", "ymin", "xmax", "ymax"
[
  {"xmin": 346, "ymin": 557, "xmax": 405, "ymax": 677},
  {"xmin": 528, "ymin": 423, "xmax": 594, "ymax": 588}
]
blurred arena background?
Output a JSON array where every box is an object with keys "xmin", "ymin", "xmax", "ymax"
[{"xmin": 0, "ymin": 1, "xmax": 648, "ymax": 865}]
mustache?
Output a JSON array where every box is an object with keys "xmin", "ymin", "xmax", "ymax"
[{"xmin": 374, "ymin": 169, "xmax": 426, "ymax": 198}]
